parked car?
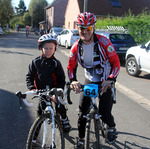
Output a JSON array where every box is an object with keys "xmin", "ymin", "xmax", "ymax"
[
  {"xmin": 57, "ymin": 29, "xmax": 80, "ymax": 49},
  {"xmin": 125, "ymin": 41, "xmax": 150, "ymax": 76},
  {"xmin": 95, "ymin": 30, "xmax": 137, "ymax": 61},
  {"xmin": 49, "ymin": 27, "xmax": 63, "ymax": 37},
  {"xmin": 0, "ymin": 27, "xmax": 3, "ymax": 35}
]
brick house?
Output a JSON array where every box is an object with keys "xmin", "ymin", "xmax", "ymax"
[
  {"xmin": 65, "ymin": 0, "xmax": 150, "ymax": 29},
  {"xmin": 45, "ymin": 0, "xmax": 68, "ymax": 29},
  {"xmin": 45, "ymin": 0, "xmax": 150, "ymax": 30}
]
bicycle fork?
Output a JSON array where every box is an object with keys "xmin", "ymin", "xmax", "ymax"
[
  {"xmin": 43, "ymin": 106, "xmax": 56, "ymax": 148},
  {"xmin": 83, "ymin": 105, "xmax": 101, "ymax": 120}
]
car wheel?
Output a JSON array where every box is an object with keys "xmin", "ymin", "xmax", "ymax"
[
  {"xmin": 65, "ymin": 41, "xmax": 69, "ymax": 49},
  {"xmin": 125, "ymin": 57, "xmax": 141, "ymax": 76},
  {"xmin": 58, "ymin": 40, "xmax": 61, "ymax": 46}
]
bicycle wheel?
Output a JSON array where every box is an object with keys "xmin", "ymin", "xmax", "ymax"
[
  {"xmin": 26, "ymin": 113, "xmax": 65, "ymax": 149},
  {"xmin": 101, "ymin": 121, "xmax": 107, "ymax": 139},
  {"xmin": 85, "ymin": 113, "xmax": 101, "ymax": 149}
]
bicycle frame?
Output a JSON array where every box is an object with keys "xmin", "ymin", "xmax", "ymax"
[
  {"xmin": 43, "ymin": 104, "xmax": 55, "ymax": 148},
  {"xmin": 83, "ymin": 97, "xmax": 101, "ymax": 120}
]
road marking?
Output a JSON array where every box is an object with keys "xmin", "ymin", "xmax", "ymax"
[
  {"xmin": 116, "ymin": 82, "xmax": 150, "ymax": 111},
  {"xmin": 59, "ymin": 49, "xmax": 70, "ymax": 57},
  {"xmin": 58, "ymin": 48, "xmax": 150, "ymax": 112}
]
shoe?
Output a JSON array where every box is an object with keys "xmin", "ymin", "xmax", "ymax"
[
  {"xmin": 106, "ymin": 127, "xmax": 117, "ymax": 144},
  {"xmin": 74, "ymin": 139, "xmax": 85, "ymax": 149},
  {"xmin": 61, "ymin": 117, "xmax": 71, "ymax": 132}
]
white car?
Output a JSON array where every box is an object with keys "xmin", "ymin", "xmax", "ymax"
[
  {"xmin": 125, "ymin": 41, "xmax": 150, "ymax": 76},
  {"xmin": 49, "ymin": 27, "xmax": 63, "ymax": 37},
  {"xmin": 57, "ymin": 29, "xmax": 80, "ymax": 49},
  {"xmin": 0, "ymin": 27, "xmax": 3, "ymax": 35}
]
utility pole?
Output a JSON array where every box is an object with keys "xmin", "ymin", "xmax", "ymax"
[{"xmin": 84, "ymin": 0, "xmax": 88, "ymax": 12}]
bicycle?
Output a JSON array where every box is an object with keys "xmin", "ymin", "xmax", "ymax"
[
  {"xmin": 80, "ymin": 81, "xmax": 116, "ymax": 149},
  {"xmin": 16, "ymin": 83, "xmax": 72, "ymax": 149}
]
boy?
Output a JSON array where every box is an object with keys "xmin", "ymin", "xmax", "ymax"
[{"xmin": 26, "ymin": 34, "xmax": 71, "ymax": 132}]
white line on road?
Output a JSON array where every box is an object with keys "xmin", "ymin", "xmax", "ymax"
[
  {"xmin": 116, "ymin": 82, "xmax": 150, "ymax": 112},
  {"xmin": 59, "ymin": 48, "xmax": 150, "ymax": 112}
]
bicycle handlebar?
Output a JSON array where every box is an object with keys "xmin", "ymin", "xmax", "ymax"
[{"xmin": 16, "ymin": 82, "xmax": 72, "ymax": 109}]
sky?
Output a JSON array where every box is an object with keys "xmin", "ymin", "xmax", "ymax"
[{"xmin": 12, "ymin": 0, "xmax": 54, "ymax": 9}]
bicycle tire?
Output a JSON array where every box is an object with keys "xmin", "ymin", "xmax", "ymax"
[
  {"xmin": 85, "ymin": 112, "xmax": 101, "ymax": 149},
  {"xmin": 26, "ymin": 113, "xmax": 65, "ymax": 149},
  {"xmin": 101, "ymin": 121, "xmax": 107, "ymax": 139}
]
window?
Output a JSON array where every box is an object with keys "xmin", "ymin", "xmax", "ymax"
[
  {"xmin": 68, "ymin": 22, "xmax": 70, "ymax": 28},
  {"xmin": 74, "ymin": 22, "xmax": 76, "ymax": 29},
  {"xmin": 110, "ymin": 0, "xmax": 121, "ymax": 7},
  {"xmin": 109, "ymin": 34, "xmax": 136, "ymax": 44},
  {"xmin": 147, "ymin": 43, "xmax": 150, "ymax": 50}
]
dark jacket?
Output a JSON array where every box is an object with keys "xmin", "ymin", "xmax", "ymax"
[{"xmin": 26, "ymin": 55, "xmax": 66, "ymax": 90}]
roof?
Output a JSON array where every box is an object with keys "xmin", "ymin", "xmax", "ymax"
[
  {"xmin": 45, "ymin": 0, "xmax": 57, "ymax": 9},
  {"xmin": 77, "ymin": 0, "xmax": 150, "ymax": 17}
]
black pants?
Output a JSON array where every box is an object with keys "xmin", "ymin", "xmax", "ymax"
[{"xmin": 78, "ymin": 79, "xmax": 116, "ymax": 138}]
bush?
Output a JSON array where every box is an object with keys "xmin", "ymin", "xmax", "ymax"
[{"xmin": 96, "ymin": 10, "xmax": 150, "ymax": 45}]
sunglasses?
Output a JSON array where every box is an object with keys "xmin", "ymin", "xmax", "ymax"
[{"xmin": 79, "ymin": 26, "xmax": 93, "ymax": 32}]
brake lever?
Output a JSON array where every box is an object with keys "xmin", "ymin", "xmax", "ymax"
[
  {"xmin": 16, "ymin": 91, "xmax": 26, "ymax": 109},
  {"xmin": 31, "ymin": 95, "xmax": 39, "ymax": 100},
  {"xmin": 66, "ymin": 82, "xmax": 72, "ymax": 104}
]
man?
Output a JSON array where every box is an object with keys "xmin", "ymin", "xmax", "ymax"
[
  {"xmin": 26, "ymin": 25, "xmax": 30, "ymax": 37},
  {"xmin": 40, "ymin": 25, "xmax": 46, "ymax": 36},
  {"xmin": 67, "ymin": 12, "xmax": 120, "ymax": 148}
]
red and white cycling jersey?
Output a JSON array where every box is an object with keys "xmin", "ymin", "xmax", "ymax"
[{"xmin": 67, "ymin": 33, "xmax": 120, "ymax": 82}]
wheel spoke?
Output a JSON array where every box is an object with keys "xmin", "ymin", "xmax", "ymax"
[{"xmin": 26, "ymin": 114, "xmax": 64, "ymax": 149}]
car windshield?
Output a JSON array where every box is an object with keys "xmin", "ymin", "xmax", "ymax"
[
  {"xmin": 71, "ymin": 30, "xmax": 79, "ymax": 36},
  {"xmin": 54, "ymin": 28, "xmax": 63, "ymax": 32},
  {"xmin": 110, "ymin": 34, "xmax": 136, "ymax": 44}
]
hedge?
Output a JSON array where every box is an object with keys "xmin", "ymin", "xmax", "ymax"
[{"xmin": 96, "ymin": 10, "xmax": 150, "ymax": 45}]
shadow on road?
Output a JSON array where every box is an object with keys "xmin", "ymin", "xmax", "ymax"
[
  {"xmin": 137, "ymin": 73, "xmax": 150, "ymax": 80},
  {"xmin": 0, "ymin": 89, "xmax": 34, "ymax": 149},
  {"xmin": 0, "ymin": 49, "xmax": 34, "ymax": 56},
  {"xmin": 0, "ymin": 31, "xmax": 39, "ymax": 50},
  {"xmin": 113, "ymin": 131, "xmax": 150, "ymax": 149}
]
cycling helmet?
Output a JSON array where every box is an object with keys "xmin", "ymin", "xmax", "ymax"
[
  {"xmin": 75, "ymin": 12, "xmax": 97, "ymax": 26},
  {"xmin": 38, "ymin": 34, "xmax": 57, "ymax": 50}
]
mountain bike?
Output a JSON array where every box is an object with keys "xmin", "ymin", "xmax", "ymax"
[
  {"xmin": 80, "ymin": 81, "xmax": 116, "ymax": 149},
  {"xmin": 16, "ymin": 83, "xmax": 72, "ymax": 149}
]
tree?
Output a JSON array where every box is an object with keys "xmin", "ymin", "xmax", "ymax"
[
  {"xmin": 28, "ymin": 0, "xmax": 48, "ymax": 27},
  {"xmin": 23, "ymin": 12, "xmax": 31, "ymax": 26},
  {"xmin": 15, "ymin": 0, "xmax": 26, "ymax": 16},
  {"xmin": 0, "ymin": 0, "xmax": 14, "ymax": 27}
]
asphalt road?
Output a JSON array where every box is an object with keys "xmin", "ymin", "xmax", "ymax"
[{"xmin": 0, "ymin": 31, "xmax": 150, "ymax": 149}]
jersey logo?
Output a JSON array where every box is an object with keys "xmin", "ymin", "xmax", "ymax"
[{"xmin": 107, "ymin": 45, "xmax": 115, "ymax": 53}]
